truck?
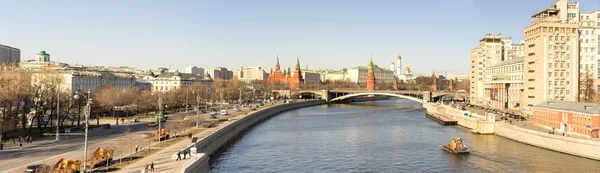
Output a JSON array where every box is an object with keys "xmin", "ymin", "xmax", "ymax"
[
  {"xmin": 53, "ymin": 158, "xmax": 81, "ymax": 173},
  {"xmin": 85, "ymin": 147, "xmax": 114, "ymax": 168},
  {"xmin": 154, "ymin": 128, "xmax": 170, "ymax": 141}
]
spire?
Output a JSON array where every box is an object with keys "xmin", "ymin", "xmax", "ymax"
[
  {"xmin": 276, "ymin": 54, "xmax": 280, "ymax": 66},
  {"xmin": 295, "ymin": 56, "xmax": 300, "ymax": 69},
  {"xmin": 270, "ymin": 67, "xmax": 273, "ymax": 74},
  {"xmin": 287, "ymin": 67, "xmax": 291, "ymax": 76},
  {"xmin": 368, "ymin": 55, "xmax": 374, "ymax": 72},
  {"xmin": 369, "ymin": 54, "xmax": 373, "ymax": 65}
]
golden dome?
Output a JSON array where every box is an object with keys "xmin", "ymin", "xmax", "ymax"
[
  {"xmin": 405, "ymin": 66, "xmax": 411, "ymax": 73},
  {"xmin": 397, "ymin": 54, "xmax": 401, "ymax": 60},
  {"xmin": 391, "ymin": 61, "xmax": 395, "ymax": 64}
]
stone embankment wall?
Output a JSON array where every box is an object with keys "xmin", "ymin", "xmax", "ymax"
[
  {"xmin": 425, "ymin": 103, "xmax": 495, "ymax": 134},
  {"xmin": 495, "ymin": 123, "xmax": 600, "ymax": 160},
  {"xmin": 181, "ymin": 100, "xmax": 326, "ymax": 172}
]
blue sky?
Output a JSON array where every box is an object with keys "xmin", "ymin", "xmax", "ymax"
[{"xmin": 2, "ymin": 0, "xmax": 600, "ymax": 75}]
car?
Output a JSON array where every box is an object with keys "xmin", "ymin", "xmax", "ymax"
[
  {"xmin": 25, "ymin": 164, "xmax": 50, "ymax": 173},
  {"xmin": 183, "ymin": 116, "xmax": 190, "ymax": 120},
  {"xmin": 220, "ymin": 110, "xmax": 228, "ymax": 115},
  {"xmin": 129, "ymin": 118, "xmax": 140, "ymax": 123}
]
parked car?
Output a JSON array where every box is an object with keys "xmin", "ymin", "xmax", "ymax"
[
  {"xmin": 129, "ymin": 118, "xmax": 140, "ymax": 123},
  {"xmin": 220, "ymin": 110, "xmax": 228, "ymax": 115},
  {"xmin": 25, "ymin": 164, "xmax": 50, "ymax": 173}
]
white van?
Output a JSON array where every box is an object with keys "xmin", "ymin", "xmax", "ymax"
[{"xmin": 220, "ymin": 110, "xmax": 228, "ymax": 115}]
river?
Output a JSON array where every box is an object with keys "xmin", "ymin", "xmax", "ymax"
[{"xmin": 210, "ymin": 100, "xmax": 600, "ymax": 172}]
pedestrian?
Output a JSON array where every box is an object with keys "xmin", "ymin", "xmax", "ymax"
[
  {"xmin": 90, "ymin": 125, "xmax": 93, "ymax": 131},
  {"xmin": 151, "ymin": 162, "xmax": 155, "ymax": 172},
  {"xmin": 29, "ymin": 136, "xmax": 32, "ymax": 143},
  {"xmin": 145, "ymin": 163, "xmax": 149, "ymax": 173},
  {"xmin": 176, "ymin": 151, "xmax": 182, "ymax": 161},
  {"xmin": 19, "ymin": 142, "xmax": 22, "ymax": 149},
  {"xmin": 563, "ymin": 133, "xmax": 566, "ymax": 136},
  {"xmin": 135, "ymin": 145, "xmax": 139, "ymax": 153},
  {"xmin": 183, "ymin": 149, "xmax": 188, "ymax": 159}
]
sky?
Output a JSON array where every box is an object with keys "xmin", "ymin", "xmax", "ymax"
[{"xmin": 2, "ymin": 0, "xmax": 600, "ymax": 76}]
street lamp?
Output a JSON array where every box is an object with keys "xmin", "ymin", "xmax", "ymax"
[
  {"xmin": 185, "ymin": 88, "xmax": 189, "ymax": 113},
  {"xmin": 73, "ymin": 90, "xmax": 91, "ymax": 173},
  {"xmin": 115, "ymin": 88, "xmax": 124, "ymax": 127}
]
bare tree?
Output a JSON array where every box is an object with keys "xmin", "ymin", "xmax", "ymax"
[{"xmin": 579, "ymin": 69, "xmax": 597, "ymax": 102}]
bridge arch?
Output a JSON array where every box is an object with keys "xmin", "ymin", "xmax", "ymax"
[{"xmin": 330, "ymin": 92, "xmax": 423, "ymax": 103}]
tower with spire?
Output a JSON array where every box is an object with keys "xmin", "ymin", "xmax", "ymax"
[
  {"xmin": 268, "ymin": 54, "xmax": 286, "ymax": 85},
  {"xmin": 289, "ymin": 57, "xmax": 304, "ymax": 89},
  {"xmin": 396, "ymin": 54, "xmax": 402, "ymax": 77},
  {"xmin": 431, "ymin": 69, "xmax": 438, "ymax": 91},
  {"xmin": 366, "ymin": 55, "xmax": 376, "ymax": 90}
]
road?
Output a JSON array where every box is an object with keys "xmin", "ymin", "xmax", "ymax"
[{"xmin": 0, "ymin": 111, "xmax": 204, "ymax": 173}]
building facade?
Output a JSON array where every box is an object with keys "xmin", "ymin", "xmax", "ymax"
[
  {"xmin": 142, "ymin": 71, "xmax": 213, "ymax": 92},
  {"xmin": 447, "ymin": 73, "xmax": 470, "ymax": 82},
  {"xmin": 348, "ymin": 57, "xmax": 395, "ymax": 85},
  {"xmin": 484, "ymin": 58, "xmax": 525, "ymax": 111},
  {"xmin": 470, "ymin": 34, "xmax": 505, "ymax": 105},
  {"xmin": 533, "ymin": 100, "xmax": 600, "ymax": 138},
  {"xmin": 185, "ymin": 66, "xmax": 205, "ymax": 77},
  {"xmin": 208, "ymin": 67, "xmax": 232, "ymax": 80},
  {"xmin": 578, "ymin": 11, "xmax": 600, "ymax": 90},
  {"xmin": 234, "ymin": 66, "xmax": 268, "ymax": 83},
  {"xmin": 523, "ymin": 0, "xmax": 580, "ymax": 115},
  {"xmin": 0, "ymin": 44, "xmax": 20, "ymax": 65}
]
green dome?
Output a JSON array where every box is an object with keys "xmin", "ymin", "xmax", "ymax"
[{"xmin": 37, "ymin": 51, "xmax": 50, "ymax": 56}]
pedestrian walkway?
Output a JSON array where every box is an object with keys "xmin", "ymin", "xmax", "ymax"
[{"xmin": 117, "ymin": 103, "xmax": 281, "ymax": 173}]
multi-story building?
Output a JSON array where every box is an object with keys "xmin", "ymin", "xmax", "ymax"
[
  {"xmin": 0, "ymin": 44, "xmax": 20, "ymax": 65},
  {"xmin": 578, "ymin": 11, "xmax": 600, "ymax": 90},
  {"xmin": 320, "ymin": 70, "xmax": 350, "ymax": 82},
  {"xmin": 234, "ymin": 66, "xmax": 268, "ymax": 83},
  {"xmin": 348, "ymin": 60, "xmax": 395, "ymax": 86},
  {"xmin": 484, "ymin": 58, "xmax": 525, "ymax": 111},
  {"xmin": 142, "ymin": 71, "xmax": 213, "ymax": 92},
  {"xmin": 185, "ymin": 66, "xmax": 204, "ymax": 77},
  {"xmin": 523, "ymin": 0, "xmax": 580, "ymax": 115},
  {"xmin": 470, "ymin": 34, "xmax": 504, "ymax": 105},
  {"xmin": 208, "ymin": 67, "xmax": 232, "ymax": 80},
  {"xmin": 533, "ymin": 100, "xmax": 600, "ymax": 138},
  {"xmin": 23, "ymin": 51, "xmax": 150, "ymax": 91}
]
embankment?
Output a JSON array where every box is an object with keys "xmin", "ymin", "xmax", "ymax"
[{"xmin": 180, "ymin": 100, "xmax": 327, "ymax": 172}]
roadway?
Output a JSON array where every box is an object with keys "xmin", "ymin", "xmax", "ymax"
[{"xmin": 0, "ymin": 111, "xmax": 204, "ymax": 173}]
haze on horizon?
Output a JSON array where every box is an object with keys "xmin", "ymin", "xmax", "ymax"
[{"xmin": 2, "ymin": 0, "xmax": 599, "ymax": 75}]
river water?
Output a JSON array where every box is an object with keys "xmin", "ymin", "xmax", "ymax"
[{"xmin": 210, "ymin": 100, "xmax": 600, "ymax": 173}]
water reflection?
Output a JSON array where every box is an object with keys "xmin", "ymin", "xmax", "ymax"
[{"xmin": 211, "ymin": 99, "xmax": 600, "ymax": 172}]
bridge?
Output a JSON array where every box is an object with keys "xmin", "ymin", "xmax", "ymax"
[{"xmin": 273, "ymin": 89, "xmax": 467, "ymax": 104}]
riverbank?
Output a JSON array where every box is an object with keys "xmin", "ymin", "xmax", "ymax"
[{"xmin": 426, "ymin": 102, "xmax": 600, "ymax": 161}]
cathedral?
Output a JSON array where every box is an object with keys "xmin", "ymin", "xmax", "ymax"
[{"xmin": 389, "ymin": 54, "xmax": 415, "ymax": 83}]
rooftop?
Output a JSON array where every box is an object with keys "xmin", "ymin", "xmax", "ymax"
[
  {"xmin": 351, "ymin": 64, "xmax": 394, "ymax": 72},
  {"xmin": 488, "ymin": 57, "xmax": 524, "ymax": 68},
  {"xmin": 535, "ymin": 100, "xmax": 600, "ymax": 115}
]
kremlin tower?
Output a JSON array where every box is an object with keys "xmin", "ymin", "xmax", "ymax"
[{"xmin": 366, "ymin": 55, "xmax": 376, "ymax": 90}]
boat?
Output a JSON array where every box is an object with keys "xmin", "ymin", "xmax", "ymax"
[{"xmin": 440, "ymin": 137, "xmax": 470, "ymax": 154}]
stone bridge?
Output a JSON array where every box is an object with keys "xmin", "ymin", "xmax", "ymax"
[{"xmin": 273, "ymin": 90, "xmax": 467, "ymax": 103}]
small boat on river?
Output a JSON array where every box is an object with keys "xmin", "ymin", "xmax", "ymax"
[{"xmin": 441, "ymin": 137, "xmax": 470, "ymax": 154}]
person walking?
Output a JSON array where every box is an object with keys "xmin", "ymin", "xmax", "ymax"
[
  {"xmin": 135, "ymin": 145, "xmax": 139, "ymax": 153},
  {"xmin": 29, "ymin": 136, "xmax": 32, "ymax": 143},
  {"xmin": 150, "ymin": 162, "xmax": 155, "ymax": 172},
  {"xmin": 176, "ymin": 151, "xmax": 182, "ymax": 161},
  {"xmin": 183, "ymin": 150, "xmax": 188, "ymax": 160},
  {"xmin": 145, "ymin": 163, "xmax": 149, "ymax": 173}
]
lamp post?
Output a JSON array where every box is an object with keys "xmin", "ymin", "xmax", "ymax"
[
  {"xmin": 56, "ymin": 84, "xmax": 60, "ymax": 141},
  {"xmin": 185, "ymin": 88, "xmax": 189, "ymax": 113},
  {"xmin": 196, "ymin": 93, "xmax": 200, "ymax": 127},
  {"xmin": 74, "ymin": 90, "xmax": 91, "ymax": 173}
]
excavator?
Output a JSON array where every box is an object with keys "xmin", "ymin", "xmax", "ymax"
[
  {"xmin": 85, "ymin": 147, "xmax": 114, "ymax": 168},
  {"xmin": 53, "ymin": 158, "xmax": 81, "ymax": 173}
]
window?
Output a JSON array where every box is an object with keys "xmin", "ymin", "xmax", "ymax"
[{"xmin": 549, "ymin": 72, "xmax": 552, "ymax": 77}]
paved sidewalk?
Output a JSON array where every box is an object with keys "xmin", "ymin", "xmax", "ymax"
[{"xmin": 116, "ymin": 103, "xmax": 283, "ymax": 173}]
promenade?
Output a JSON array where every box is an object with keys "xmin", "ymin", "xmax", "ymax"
[{"xmin": 116, "ymin": 102, "xmax": 283, "ymax": 173}]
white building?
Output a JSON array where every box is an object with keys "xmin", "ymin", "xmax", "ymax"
[
  {"xmin": 320, "ymin": 70, "xmax": 350, "ymax": 82},
  {"xmin": 348, "ymin": 63, "xmax": 395, "ymax": 84},
  {"xmin": 579, "ymin": 11, "xmax": 600, "ymax": 89},
  {"xmin": 23, "ymin": 51, "xmax": 150, "ymax": 91},
  {"xmin": 142, "ymin": 71, "xmax": 213, "ymax": 92},
  {"xmin": 389, "ymin": 54, "xmax": 415, "ymax": 82},
  {"xmin": 234, "ymin": 66, "xmax": 268, "ymax": 83},
  {"xmin": 185, "ymin": 66, "xmax": 204, "ymax": 77},
  {"xmin": 447, "ymin": 74, "xmax": 470, "ymax": 82}
]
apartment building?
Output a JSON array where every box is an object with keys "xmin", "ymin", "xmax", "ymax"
[
  {"xmin": 523, "ymin": 0, "xmax": 580, "ymax": 115},
  {"xmin": 578, "ymin": 11, "xmax": 600, "ymax": 90}
]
